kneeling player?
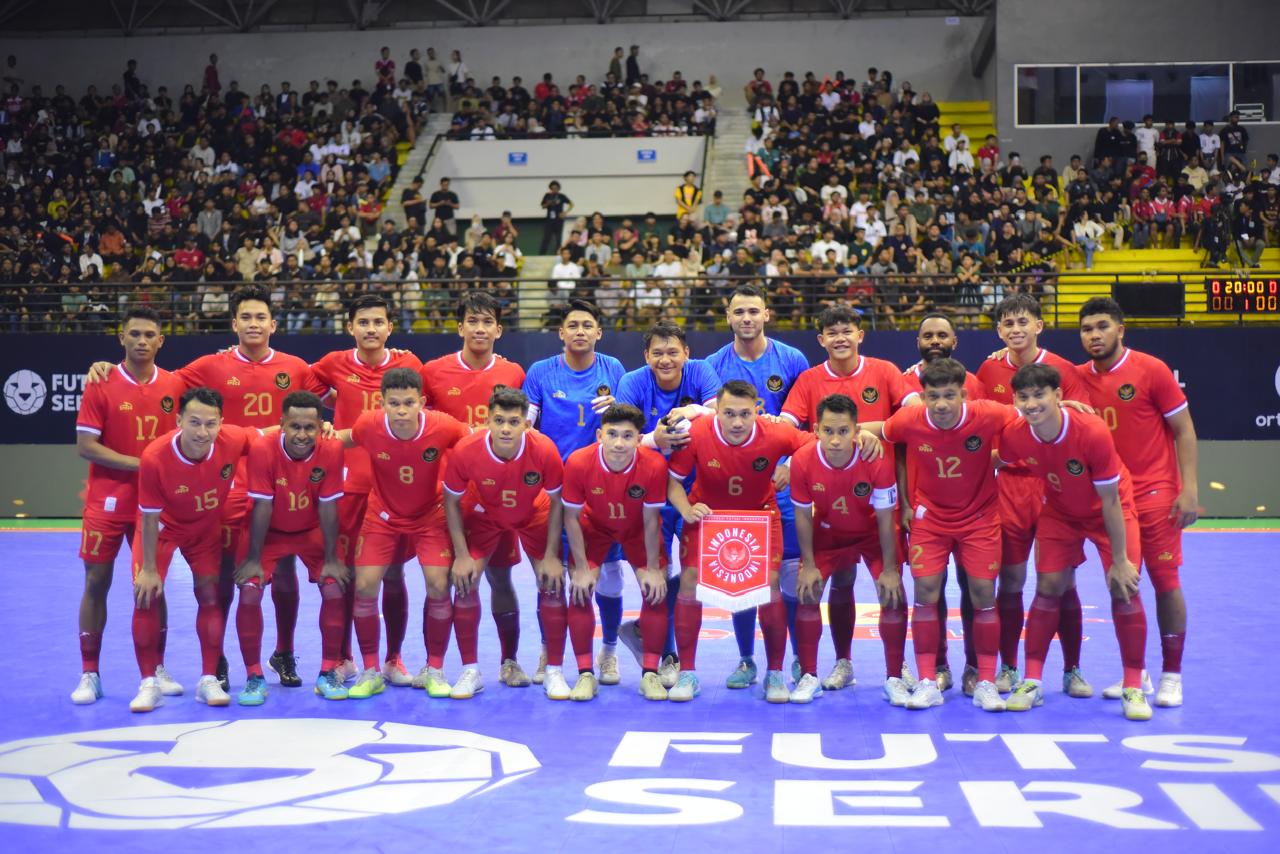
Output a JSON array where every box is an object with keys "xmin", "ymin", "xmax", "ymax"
[
  {"xmin": 236, "ymin": 392, "xmax": 347, "ymax": 704},
  {"xmin": 999, "ymin": 364, "xmax": 1151, "ymax": 720},
  {"xmin": 791, "ymin": 394, "xmax": 907, "ymax": 705},
  {"xmin": 443, "ymin": 387, "xmax": 566, "ymax": 699},
  {"xmin": 563, "ymin": 404, "xmax": 671, "ymax": 701}
]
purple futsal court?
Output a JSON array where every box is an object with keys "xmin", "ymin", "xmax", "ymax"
[{"xmin": 0, "ymin": 527, "xmax": 1276, "ymax": 853}]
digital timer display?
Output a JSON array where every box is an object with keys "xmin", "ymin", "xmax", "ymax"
[{"xmin": 1204, "ymin": 279, "xmax": 1280, "ymax": 313}]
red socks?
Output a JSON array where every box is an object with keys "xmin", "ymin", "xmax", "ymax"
[
  {"xmin": 382, "ymin": 575, "xmax": 408, "ymax": 658},
  {"xmin": 1058, "ymin": 586, "xmax": 1083, "ymax": 671},
  {"xmin": 235, "ymin": 582, "xmax": 265, "ymax": 677},
  {"xmin": 794, "ymin": 602, "xmax": 821, "ymax": 676},
  {"xmin": 79, "ymin": 631, "xmax": 102, "ymax": 673},
  {"xmin": 827, "ymin": 584, "xmax": 854, "ymax": 660},
  {"xmin": 997, "ymin": 590, "xmax": 1024, "ymax": 670},
  {"xmin": 1161, "ymin": 632, "xmax": 1185, "ymax": 674},
  {"xmin": 879, "ymin": 601, "xmax": 907, "ymax": 679},
  {"xmin": 912, "ymin": 602, "xmax": 940, "ymax": 681},
  {"xmin": 425, "ymin": 597, "xmax": 454, "ymax": 669},
  {"xmin": 453, "ymin": 590, "xmax": 480, "ymax": 666},
  {"xmin": 1022, "ymin": 594, "xmax": 1062, "ymax": 681},
  {"xmin": 568, "ymin": 599, "xmax": 597, "ymax": 672},
  {"xmin": 638, "ymin": 598, "xmax": 667, "ymax": 671},
  {"xmin": 493, "ymin": 609, "xmax": 520, "ymax": 662},
  {"xmin": 759, "ymin": 598, "xmax": 789, "ymax": 671},
  {"xmin": 132, "ymin": 604, "xmax": 161, "ymax": 678},
  {"xmin": 674, "ymin": 596, "xmax": 702, "ymax": 671},
  {"xmin": 318, "ymin": 580, "xmax": 346, "ymax": 671},
  {"xmin": 271, "ymin": 582, "xmax": 299, "ymax": 656},
  {"xmin": 1112, "ymin": 596, "xmax": 1148, "ymax": 689},
  {"xmin": 973, "ymin": 606, "xmax": 1000, "ymax": 683},
  {"xmin": 194, "ymin": 584, "xmax": 225, "ymax": 676},
  {"xmin": 538, "ymin": 591, "xmax": 568, "ymax": 667},
  {"xmin": 353, "ymin": 595, "xmax": 381, "ymax": 671}
]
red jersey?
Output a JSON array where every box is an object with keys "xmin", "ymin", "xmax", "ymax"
[
  {"xmin": 790, "ymin": 441, "xmax": 898, "ymax": 537},
  {"xmin": 245, "ymin": 434, "xmax": 346, "ymax": 533},
  {"xmin": 782, "ymin": 356, "xmax": 915, "ymax": 428},
  {"xmin": 75, "ymin": 363, "xmax": 184, "ymax": 517},
  {"xmin": 997, "ymin": 408, "xmax": 1135, "ymax": 522},
  {"xmin": 309, "ymin": 348, "xmax": 425, "ymax": 493},
  {"xmin": 443, "ymin": 429, "xmax": 564, "ymax": 527},
  {"xmin": 420, "ymin": 351, "xmax": 526, "ymax": 427},
  {"xmin": 176, "ymin": 347, "xmax": 313, "ymax": 429},
  {"xmin": 976, "ymin": 348, "xmax": 1088, "ymax": 405},
  {"xmin": 351, "ymin": 409, "xmax": 470, "ymax": 528},
  {"xmin": 902, "ymin": 361, "xmax": 986, "ymax": 401},
  {"xmin": 137, "ymin": 425, "xmax": 256, "ymax": 539},
  {"xmin": 562, "ymin": 444, "xmax": 669, "ymax": 538},
  {"xmin": 1075, "ymin": 347, "xmax": 1187, "ymax": 495},
  {"xmin": 668, "ymin": 416, "xmax": 810, "ymax": 511},
  {"xmin": 882, "ymin": 400, "xmax": 1016, "ymax": 526}
]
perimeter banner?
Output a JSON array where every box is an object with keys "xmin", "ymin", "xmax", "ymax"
[{"xmin": 695, "ymin": 511, "xmax": 774, "ymax": 611}]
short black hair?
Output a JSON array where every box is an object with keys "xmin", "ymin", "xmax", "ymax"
[
  {"xmin": 600, "ymin": 403, "xmax": 645, "ymax": 432},
  {"xmin": 488, "ymin": 384, "xmax": 528, "ymax": 413},
  {"xmin": 562, "ymin": 299, "xmax": 602, "ymax": 324},
  {"xmin": 281, "ymin": 390, "xmax": 325, "ymax": 418},
  {"xmin": 123, "ymin": 306, "xmax": 162, "ymax": 326},
  {"xmin": 816, "ymin": 393, "xmax": 858, "ymax": 422},
  {"xmin": 348, "ymin": 293, "xmax": 391, "ymax": 321},
  {"xmin": 817, "ymin": 305, "xmax": 862, "ymax": 331},
  {"xmin": 380, "ymin": 367, "xmax": 422, "ymax": 394},
  {"xmin": 729, "ymin": 283, "xmax": 768, "ymax": 304},
  {"xmin": 994, "ymin": 292, "xmax": 1042, "ymax": 323},
  {"xmin": 1079, "ymin": 296, "xmax": 1124, "ymax": 324},
  {"xmin": 717, "ymin": 379, "xmax": 758, "ymax": 402},
  {"xmin": 179, "ymin": 386, "xmax": 223, "ymax": 413},
  {"xmin": 644, "ymin": 320, "xmax": 687, "ymax": 350},
  {"xmin": 917, "ymin": 312, "xmax": 956, "ymax": 333},
  {"xmin": 1012, "ymin": 363, "xmax": 1061, "ymax": 393},
  {"xmin": 230, "ymin": 284, "xmax": 274, "ymax": 318},
  {"xmin": 919, "ymin": 357, "xmax": 967, "ymax": 390},
  {"xmin": 456, "ymin": 290, "xmax": 502, "ymax": 325}
]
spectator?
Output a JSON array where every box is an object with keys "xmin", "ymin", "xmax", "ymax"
[
  {"xmin": 675, "ymin": 171, "xmax": 702, "ymax": 220},
  {"xmin": 428, "ymin": 177, "xmax": 459, "ymax": 236},
  {"xmin": 1234, "ymin": 201, "xmax": 1264, "ymax": 267},
  {"xmin": 1220, "ymin": 111, "xmax": 1249, "ymax": 173},
  {"xmin": 550, "ymin": 246, "xmax": 582, "ymax": 299},
  {"xmin": 539, "ymin": 180, "xmax": 573, "ymax": 254}
]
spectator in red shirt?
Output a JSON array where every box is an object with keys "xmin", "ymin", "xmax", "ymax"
[
  {"xmin": 375, "ymin": 46, "xmax": 395, "ymax": 87},
  {"xmin": 1131, "ymin": 187, "xmax": 1155, "ymax": 249},
  {"xmin": 203, "ymin": 54, "xmax": 220, "ymax": 95},
  {"xmin": 174, "ymin": 238, "xmax": 204, "ymax": 273},
  {"xmin": 744, "ymin": 67, "xmax": 771, "ymax": 107},
  {"xmin": 534, "ymin": 73, "xmax": 555, "ymax": 103},
  {"xmin": 977, "ymin": 134, "xmax": 1000, "ymax": 168}
]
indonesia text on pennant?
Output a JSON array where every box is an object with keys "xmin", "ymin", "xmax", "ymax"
[{"xmin": 694, "ymin": 511, "xmax": 774, "ymax": 611}]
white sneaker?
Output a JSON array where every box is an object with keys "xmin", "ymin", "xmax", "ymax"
[
  {"xmin": 972, "ymin": 680, "xmax": 1007, "ymax": 712},
  {"xmin": 129, "ymin": 677, "xmax": 163, "ymax": 713},
  {"xmin": 882, "ymin": 676, "xmax": 912, "ymax": 706},
  {"xmin": 900, "ymin": 662, "xmax": 919, "ymax": 690},
  {"xmin": 658, "ymin": 654, "xmax": 680, "ymax": 689},
  {"xmin": 532, "ymin": 648, "xmax": 547, "ymax": 685},
  {"xmin": 906, "ymin": 678, "xmax": 944, "ymax": 710},
  {"xmin": 764, "ymin": 670, "xmax": 790, "ymax": 704},
  {"xmin": 450, "ymin": 666, "xmax": 484, "ymax": 700},
  {"xmin": 667, "ymin": 670, "xmax": 700, "ymax": 702},
  {"xmin": 154, "ymin": 664, "xmax": 184, "ymax": 696},
  {"xmin": 1122, "ymin": 687, "xmax": 1154, "ymax": 721},
  {"xmin": 411, "ymin": 663, "xmax": 431, "ymax": 689},
  {"xmin": 617, "ymin": 619, "xmax": 644, "ymax": 666},
  {"xmin": 381, "ymin": 656, "xmax": 413, "ymax": 686},
  {"xmin": 790, "ymin": 673, "xmax": 823, "ymax": 704},
  {"xmin": 1062, "ymin": 667, "xmax": 1094, "ymax": 698},
  {"xmin": 337, "ymin": 658, "xmax": 358, "ymax": 683},
  {"xmin": 543, "ymin": 667, "xmax": 571, "ymax": 700},
  {"xmin": 597, "ymin": 649, "xmax": 620, "ymax": 685},
  {"xmin": 1103, "ymin": 669, "xmax": 1153, "ymax": 700},
  {"xmin": 1005, "ymin": 680, "xmax": 1044, "ymax": 712},
  {"xmin": 71, "ymin": 672, "xmax": 103, "ymax": 705},
  {"xmin": 195, "ymin": 674, "xmax": 231, "ymax": 707},
  {"xmin": 821, "ymin": 658, "xmax": 855, "ymax": 690},
  {"xmin": 1155, "ymin": 673, "xmax": 1183, "ymax": 707}
]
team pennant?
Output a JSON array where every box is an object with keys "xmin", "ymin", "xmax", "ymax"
[{"xmin": 695, "ymin": 511, "xmax": 774, "ymax": 611}]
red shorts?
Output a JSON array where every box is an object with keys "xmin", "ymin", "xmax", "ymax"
[
  {"xmin": 258, "ymin": 528, "xmax": 329, "ymax": 583},
  {"xmin": 131, "ymin": 525, "xmax": 222, "ymax": 582},
  {"xmin": 908, "ymin": 512, "xmax": 1002, "ymax": 580},
  {"xmin": 997, "ymin": 470, "xmax": 1044, "ymax": 565},
  {"xmin": 814, "ymin": 525, "xmax": 886, "ymax": 580},
  {"xmin": 355, "ymin": 509, "xmax": 454, "ymax": 569},
  {"xmin": 1135, "ymin": 488, "xmax": 1183, "ymax": 593},
  {"xmin": 464, "ymin": 504, "xmax": 549, "ymax": 564},
  {"xmin": 80, "ymin": 506, "xmax": 136, "ymax": 562},
  {"xmin": 678, "ymin": 512, "xmax": 784, "ymax": 573},
  {"xmin": 1035, "ymin": 509, "xmax": 1141, "ymax": 575},
  {"xmin": 578, "ymin": 515, "xmax": 669, "ymax": 572},
  {"xmin": 336, "ymin": 492, "xmax": 370, "ymax": 565}
]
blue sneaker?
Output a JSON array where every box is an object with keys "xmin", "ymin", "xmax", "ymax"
[
  {"xmin": 791, "ymin": 657, "xmax": 802, "ymax": 683},
  {"xmin": 314, "ymin": 670, "xmax": 349, "ymax": 700},
  {"xmin": 726, "ymin": 658, "xmax": 757, "ymax": 688},
  {"xmin": 765, "ymin": 670, "xmax": 790, "ymax": 703},
  {"xmin": 668, "ymin": 671, "xmax": 701, "ymax": 702},
  {"xmin": 237, "ymin": 674, "xmax": 268, "ymax": 706}
]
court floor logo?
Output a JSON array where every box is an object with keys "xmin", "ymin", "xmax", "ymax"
[{"xmin": 0, "ymin": 719, "xmax": 539, "ymax": 830}]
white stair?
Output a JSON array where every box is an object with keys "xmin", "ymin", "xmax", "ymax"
[
  {"xmin": 382, "ymin": 112, "xmax": 455, "ymax": 230},
  {"xmin": 704, "ymin": 111, "xmax": 753, "ymax": 212},
  {"xmin": 516, "ymin": 255, "xmax": 558, "ymax": 330}
]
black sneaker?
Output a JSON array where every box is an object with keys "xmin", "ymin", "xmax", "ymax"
[
  {"xmin": 216, "ymin": 654, "xmax": 230, "ymax": 693},
  {"xmin": 268, "ymin": 650, "xmax": 302, "ymax": 687}
]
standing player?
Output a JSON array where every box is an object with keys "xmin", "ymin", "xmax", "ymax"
[
  {"xmin": 523, "ymin": 300, "xmax": 626, "ymax": 686},
  {"xmin": 869, "ymin": 359, "xmax": 1018, "ymax": 712},
  {"xmin": 561, "ymin": 404, "xmax": 671, "ymax": 700},
  {"xmin": 790, "ymin": 394, "xmax": 904, "ymax": 704},
  {"xmin": 1077, "ymin": 297, "xmax": 1197, "ymax": 707},
  {"xmin": 419, "ymin": 292, "xmax": 531, "ymax": 685},
  {"xmin": 998, "ymin": 364, "xmax": 1151, "ymax": 720},
  {"xmin": 236, "ymin": 392, "xmax": 346, "ymax": 705},
  {"xmin": 665, "ymin": 380, "xmax": 812, "ymax": 703},
  {"xmin": 307, "ymin": 294, "xmax": 424, "ymax": 687},
  {"xmin": 614, "ymin": 321, "xmax": 722, "ymax": 687},
  {"xmin": 443, "ymin": 387, "xmax": 566, "ymax": 699},
  {"xmin": 781, "ymin": 305, "xmax": 918, "ymax": 692},
  {"xmin": 330, "ymin": 368, "xmax": 470, "ymax": 700},
  {"xmin": 129, "ymin": 388, "xmax": 256, "ymax": 712},
  {"xmin": 705, "ymin": 284, "xmax": 810, "ymax": 690},
  {"xmin": 72, "ymin": 307, "xmax": 186, "ymax": 704},
  {"xmin": 977, "ymin": 293, "xmax": 1093, "ymax": 697}
]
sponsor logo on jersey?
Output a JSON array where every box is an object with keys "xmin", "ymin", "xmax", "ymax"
[
  {"xmin": 160, "ymin": 395, "xmax": 175, "ymax": 413},
  {"xmin": 861, "ymin": 387, "xmax": 879, "ymax": 404},
  {"xmin": 175, "ymin": 484, "xmax": 189, "ymax": 494},
  {"xmin": 483, "ymin": 478, "xmax": 496, "ymax": 486},
  {"xmin": 346, "ymin": 373, "xmax": 361, "ymax": 384},
  {"xmin": 1158, "ymin": 551, "xmax": 1174, "ymax": 561},
  {"xmin": 627, "ymin": 485, "xmax": 647, "ymax": 500},
  {"xmin": 523, "ymin": 471, "xmax": 542, "ymax": 486},
  {"xmin": 423, "ymin": 447, "xmax": 439, "ymax": 463},
  {"xmin": 918, "ymin": 443, "xmax": 934, "ymax": 453},
  {"xmin": 447, "ymin": 387, "xmax": 462, "ymax": 396},
  {"xmin": 276, "ymin": 477, "xmax": 289, "ymax": 486},
  {"xmin": 226, "ymin": 376, "xmax": 241, "ymax": 386},
  {"xmin": 650, "ymin": 407, "xmax": 659, "ymax": 418},
  {"xmin": 1065, "ymin": 459, "xmax": 1085, "ymax": 476},
  {"xmin": 591, "ymin": 487, "xmax": 604, "ymax": 495},
  {"xmin": 1118, "ymin": 383, "xmax": 1136, "ymax": 401},
  {"xmin": 553, "ymin": 390, "xmax": 567, "ymax": 399},
  {"xmin": 1025, "ymin": 456, "xmax": 1038, "ymax": 467},
  {"xmin": 377, "ymin": 452, "xmax": 391, "ymax": 460},
  {"xmin": 596, "ymin": 385, "xmax": 612, "ymax": 396},
  {"xmin": 118, "ymin": 400, "xmax": 134, "ymax": 411},
  {"xmin": 812, "ymin": 482, "xmax": 825, "ymax": 492},
  {"xmin": 275, "ymin": 372, "xmax": 291, "ymax": 390},
  {"xmin": 220, "ymin": 464, "xmax": 234, "ymax": 479},
  {"xmin": 853, "ymin": 481, "xmax": 871, "ymax": 497},
  {"xmin": 707, "ymin": 459, "xmax": 721, "ymax": 468},
  {"xmin": 994, "ymin": 383, "xmax": 1006, "ymax": 394},
  {"xmin": 766, "ymin": 375, "xmax": 784, "ymax": 393},
  {"xmin": 310, "ymin": 467, "xmax": 326, "ymax": 483},
  {"xmin": 752, "ymin": 456, "xmax": 769, "ymax": 472},
  {"xmin": 964, "ymin": 435, "xmax": 983, "ymax": 452}
]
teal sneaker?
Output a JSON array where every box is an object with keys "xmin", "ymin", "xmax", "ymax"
[
  {"xmin": 725, "ymin": 658, "xmax": 758, "ymax": 689},
  {"xmin": 765, "ymin": 670, "xmax": 791, "ymax": 703},
  {"xmin": 791, "ymin": 657, "xmax": 802, "ymax": 683},
  {"xmin": 668, "ymin": 670, "xmax": 701, "ymax": 702},
  {"xmin": 314, "ymin": 670, "xmax": 349, "ymax": 700},
  {"xmin": 237, "ymin": 674, "xmax": 268, "ymax": 706}
]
